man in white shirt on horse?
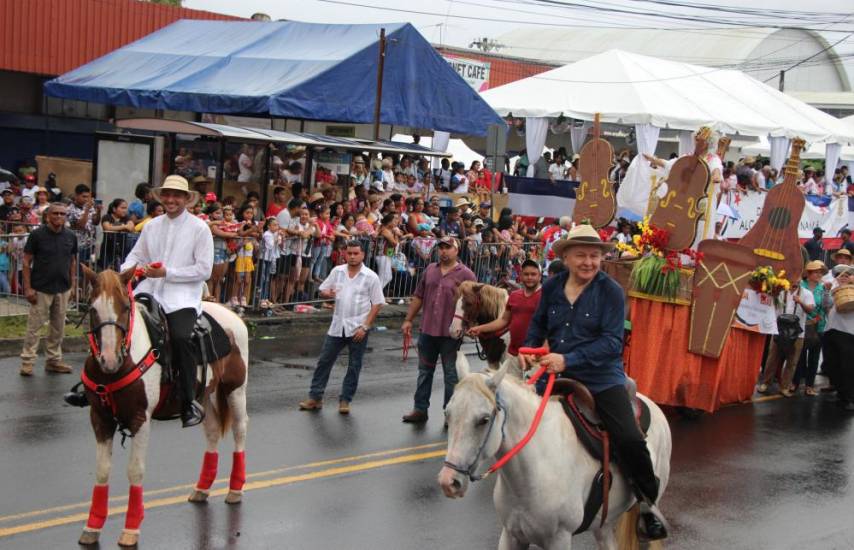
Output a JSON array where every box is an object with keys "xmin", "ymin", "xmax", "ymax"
[{"xmin": 122, "ymin": 175, "xmax": 214, "ymax": 427}]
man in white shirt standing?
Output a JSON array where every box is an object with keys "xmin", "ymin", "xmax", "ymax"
[
  {"xmin": 122, "ymin": 175, "xmax": 214, "ymax": 427},
  {"xmin": 299, "ymin": 240, "xmax": 384, "ymax": 414}
]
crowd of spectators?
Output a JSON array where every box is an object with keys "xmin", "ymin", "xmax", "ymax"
[{"xmin": 3, "ymin": 148, "xmax": 853, "ymax": 314}]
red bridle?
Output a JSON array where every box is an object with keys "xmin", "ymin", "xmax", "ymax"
[{"xmin": 81, "ymin": 267, "xmax": 159, "ymax": 417}]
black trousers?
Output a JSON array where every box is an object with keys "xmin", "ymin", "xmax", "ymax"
[
  {"xmin": 166, "ymin": 308, "xmax": 198, "ymax": 406},
  {"xmin": 595, "ymin": 384, "xmax": 659, "ymax": 503},
  {"xmin": 822, "ymin": 329, "xmax": 854, "ymax": 403}
]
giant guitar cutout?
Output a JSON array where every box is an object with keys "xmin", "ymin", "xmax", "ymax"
[
  {"xmin": 574, "ymin": 113, "xmax": 616, "ymax": 228},
  {"xmin": 738, "ymin": 138, "xmax": 806, "ymax": 285},
  {"xmin": 649, "ymin": 127, "xmax": 712, "ymax": 250}
]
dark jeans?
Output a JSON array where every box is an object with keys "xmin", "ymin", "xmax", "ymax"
[
  {"xmin": 309, "ymin": 333, "xmax": 368, "ymax": 403},
  {"xmin": 166, "ymin": 308, "xmax": 199, "ymax": 406},
  {"xmin": 595, "ymin": 384, "xmax": 660, "ymax": 504},
  {"xmin": 822, "ymin": 329, "xmax": 854, "ymax": 403},
  {"xmin": 794, "ymin": 333, "xmax": 823, "ymax": 387},
  {"xmin": 413, "ymin": 334, "xmax": 460, "ymax": 413}
]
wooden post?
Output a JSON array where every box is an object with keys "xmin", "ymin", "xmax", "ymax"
[{"xmin": 373, "ymin": 28, "xmax": 387, "ymax": 142}]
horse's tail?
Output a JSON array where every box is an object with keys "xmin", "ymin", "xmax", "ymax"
[
  {"xmin": 215, "ymin": 383, "xmax": 233, "ymax": 437},
  {"xmin": 614, "ymin": 504, "xmax": 665, "ymax": 550}
]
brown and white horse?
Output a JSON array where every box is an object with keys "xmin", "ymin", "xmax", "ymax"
[
  {"xmin": 78, "ymin": 266, "xmax": 249, "ymax": 547},
  {"xmin": 449, "ymin": 281, "xmax": 511, "ymax": 372}
]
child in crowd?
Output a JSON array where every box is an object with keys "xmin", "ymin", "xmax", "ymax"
[
  {"xmin": 230, "ymin": 205, "xmax": 260, "ymax": 308},
  {"xmin": 258, "ymin": 217, "xmax": 281, "ymax": 308},
  {"xmin": 0, "ymin": 236, "xmax": 11, "ymax": 295}
]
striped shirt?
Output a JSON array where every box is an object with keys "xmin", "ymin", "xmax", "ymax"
[{"xmin": 319, "ymin": 263, "xmax": 385, "ymax": 337}]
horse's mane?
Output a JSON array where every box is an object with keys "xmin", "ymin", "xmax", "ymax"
[
  {"xmin": 458, "ymin": 281, "xmax": 508, "ymax": 322},
  {"xmin": 456, "ymin": 372, "xmax": 538, "ymax": 409},
  {"xmin": 94, "ymin": 269, "xmax": 126, "ymax": 299}
]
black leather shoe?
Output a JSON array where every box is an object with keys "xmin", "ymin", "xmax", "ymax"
[
  {"xmin": 181, "ymin": 401, "xmax": 205, "ymax": 428},
  {"xmin": 64, "ymin": 382, "xmax": 89, "ymax": 408},
  {"xmin": 637, "ymin": 507, "xmax": 669, "ymax": 542},
  {"xmin": 64, "ymin": 390, "xmax": 89, "ymax": 408}
]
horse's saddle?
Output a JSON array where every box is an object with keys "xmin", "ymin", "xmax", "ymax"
[
  {"xmin": 135, "ymin": 293, "xmax": 232, "ymax": 382},
  {"xmin": 554, "ymin": 377, "xmax": 651, "ymax": 462},
  {"xmin": 551, "ymin": 377, "xmax": 652, "ymax": 535}
]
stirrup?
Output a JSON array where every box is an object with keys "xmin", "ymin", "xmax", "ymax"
[
  {"xmin": 637, "ymin": 502, "xmax": 670, "ymax": 542},
  {"xmin": 64, "ymin": 381, "xmax": 89, "ymax": 408}
]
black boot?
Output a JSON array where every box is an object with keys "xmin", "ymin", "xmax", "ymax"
[
  {"xmin": 637, "ymin": 501, "xmax": 669, "ymax": 542},
  {"xmin": 181, "ymin": 400, "xmax": 205, "ymax": 428},
  {"xmin": 63, "ymin": 382, "xmax": 89, "ymax": 408}
]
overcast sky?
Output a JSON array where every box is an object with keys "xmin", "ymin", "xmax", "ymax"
[{"xmin": 185, "ymin": 0, "xmax": 854, "ymax": 78}]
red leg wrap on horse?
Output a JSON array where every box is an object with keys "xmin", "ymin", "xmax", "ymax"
[
  {"xmin": 196, "ymin": 451, "xmax": 219, "ymax": 490},
  {"xmin": 229, "ymin": 451, "xmax": 246, "ymax": 491},
  {"xmin": 86, "ymin": 484, "xmax": 109, "ymax": 530},
  {"xmin": 124, "ymin": 485, "xmax": 144, "ymax": 531}
]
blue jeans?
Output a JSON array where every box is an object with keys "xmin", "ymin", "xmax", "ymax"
[
  {"xmin": 0, "ymin": 271, "xmax": 10, "ymax": 294},
  {"xmin": 309, "ymin": 333, "xmax": 369, "ymax": 403},
  {"xmin": 413, "ymin": 333, "xmax": 461, "ymax": 413},
  {"xmin": 257, "ymin": 260, "xmax": 274, "ymax": 301}
]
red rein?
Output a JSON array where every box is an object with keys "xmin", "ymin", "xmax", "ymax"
[{"xmin": 485, "ymin": 346, "xmax": 554, "ymax": 477}]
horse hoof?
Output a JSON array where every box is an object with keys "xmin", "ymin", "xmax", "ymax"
[
  {"xmin": 78, "ymin": 529, "xmax": 100, "ymax": 545},
  {"xmin": 188, "ymin": 489, "xmax": 209, "ymax": 503},
  {"xmin": 117, "ymin": 531, "xmax": 139, "ymax": 547},
  {"xmin": 224, "ymin": 490, "xmax": 242, "ymax": 504}
]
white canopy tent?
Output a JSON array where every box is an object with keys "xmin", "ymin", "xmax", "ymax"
[
  {"xmin": 481, "ymin": 49, "xmax": 854, "ymax": 145},
  {"xmin": 741, "ymin": 136, "xmax": 854, "ymax": 161}
]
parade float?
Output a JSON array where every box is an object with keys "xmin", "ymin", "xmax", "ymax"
[{"xmin": 600, "ymin": 134, "xmax": 811, "ymax": 413}]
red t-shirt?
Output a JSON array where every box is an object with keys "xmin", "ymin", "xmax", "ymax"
[
  {"xmin": 266, "ymin": 203, "xmax": 285, "ymax": 218},
  {"xmin": 506, "ymin": 287, "xmax": 542, "ymax": 356}
]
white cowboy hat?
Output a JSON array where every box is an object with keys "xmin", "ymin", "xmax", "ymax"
[
  {"xmin": 552, "ymin": 224, "xmax": 615, "ymax": 257},
  {"xmin": 151, "ymin": 175, "xmax": 199, "ymax": 207}
]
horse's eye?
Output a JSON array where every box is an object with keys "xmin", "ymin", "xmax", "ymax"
[{"xmin": 476, "ymin": 416, "xmax": 490, "ymax": 427}]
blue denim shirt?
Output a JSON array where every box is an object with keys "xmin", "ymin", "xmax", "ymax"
[{"xmin": 524, "ymin": 270, "xmax": 626, "ymax": 394}]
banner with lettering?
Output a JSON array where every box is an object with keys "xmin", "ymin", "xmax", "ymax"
[
  {"xmin": 442, "ymin": 55, "xmax": 491, "ymax": 92},
  {"xmin": 719, "ymin": 191, "xmax": 851, "ymax": 239}
]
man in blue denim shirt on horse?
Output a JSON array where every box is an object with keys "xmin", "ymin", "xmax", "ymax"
[{"xmin": 520, "ymin": 224, "xmax": 668, "ymax": 541}]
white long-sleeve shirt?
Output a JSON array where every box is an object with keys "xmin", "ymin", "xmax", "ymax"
[{"xmin": 122, "ymin": 209, "xmax": 213, "ymax": 315}]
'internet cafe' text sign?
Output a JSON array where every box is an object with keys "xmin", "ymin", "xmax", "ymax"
[{"xmin": 443, "ymin": 55, "xmax": 491, "ymax": 92}]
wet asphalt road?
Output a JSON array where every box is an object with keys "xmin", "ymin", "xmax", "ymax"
[{"xmin": 1, "ymin": 327, "xmax": 853, "ymax": 550}]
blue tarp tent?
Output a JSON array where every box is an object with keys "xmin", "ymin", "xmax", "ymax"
[{"xmin": 44, "ymin": 20, "xmax": 503, "ymax": 136}]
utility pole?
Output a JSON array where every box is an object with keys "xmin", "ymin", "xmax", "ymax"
[
  {"xmin": 778, "ymin": 70, "xmax": 785, "ymax": 92},
  {"xmin": 373, "ymin": 28, "xmax": 386, "ymax": 141}
]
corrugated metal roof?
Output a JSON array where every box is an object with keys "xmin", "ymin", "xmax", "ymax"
[
  {"xmin": 0, "ymin": 0, "xmax": 241, "ymax": 76},
  {"xmin": 115, "ymin": 118, "xmax": 452, "ymax": 157}
]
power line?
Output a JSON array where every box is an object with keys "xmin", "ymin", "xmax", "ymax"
[
  {"xmin": 313, "ymin": 0, "xmax": 854, "ymax": 32},
  {"xmin": 762, "ymin": 32, "xmax": 854, "ymax": 84}
]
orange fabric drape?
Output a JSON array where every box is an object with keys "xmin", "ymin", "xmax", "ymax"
[{"xmin": 624, "ymin": 298, "xmax": 765, "ymax": 412}]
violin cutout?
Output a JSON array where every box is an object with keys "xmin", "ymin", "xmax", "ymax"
[
  {"xmin": 574, "ymin": 113, "xmax": 616, "ymax": 228},
  {"xmin": 737, "ymin": 138, "xmax": 806, "ymax": 285},
  {"xmin": 649, "ymin": 127, "xmax": 712, "ymax": 251}
]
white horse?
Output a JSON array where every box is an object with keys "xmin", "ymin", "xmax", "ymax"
[
  {"xmin": 438, "ymin": 353, "xmax": 671, "ymax": 550},
  {"xmin": 79, "ymin": 267, "xmax": 249, "ymax": 547}
]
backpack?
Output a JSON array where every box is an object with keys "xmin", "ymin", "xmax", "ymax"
[{"xmin": 774, "ymin": 291, "xmax": 802, "ymax": 354}]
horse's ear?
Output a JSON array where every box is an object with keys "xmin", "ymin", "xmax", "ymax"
[
  {"xmin": 455, "ymin": 351, "xmax": 471, "ymax": 379},
  {"xmin": 486, "ymin": 359, "xmax": 509, "ymax": 392},
  {"xmin": 119, "ymin": 265, "xmax": 137, "ymax": 285},
  {"xmin": 80, "ymin": 263, "xmax": 98, "ymax": 284}
]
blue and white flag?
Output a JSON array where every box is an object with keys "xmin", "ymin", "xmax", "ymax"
[{"xmin": 504, "ymin": 176, "xmax": 577, "ymax": 219}]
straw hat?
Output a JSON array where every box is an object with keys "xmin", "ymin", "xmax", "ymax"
[
  {"xmin": 454, "ymin": 197, "xmax": 471, "ymax": 208},
  {"xmin": 309, "ymin": 192, "xmax": 324, "ymax": 203},
  {"xmin": 804, "ymin": 260, "xmax": 828, "ymax": 275},
  {"xmin": 151, "ymin": 175, "xmax": 199, "ymax": 207},
  {"xmin": 832, "ymin": 248, "xmax": 852, "ymax": 261},
  {"xmin": 552, "ymin": 224, "xmax": 615, "ymax": 257}
]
